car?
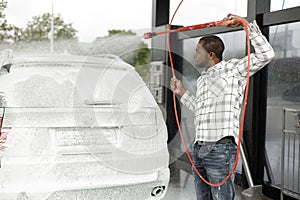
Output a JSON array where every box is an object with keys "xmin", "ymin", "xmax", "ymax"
[{"xmin": 0, "ymin": 52, "xmax": 169, "ymax": 200}]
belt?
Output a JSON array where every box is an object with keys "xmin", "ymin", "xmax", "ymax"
[{"xmin": 197, "ymin": 136, "xmax": 234, "ymax": 145}]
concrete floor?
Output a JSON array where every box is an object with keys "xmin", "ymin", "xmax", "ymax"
[{"xmin": 163, "ymin": 169, "xmax": 273, "ymax": 200}]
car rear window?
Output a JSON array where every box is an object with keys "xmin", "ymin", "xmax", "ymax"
[{"xmin": 0, "ymin": 59, "xmax": 151, "ymax": 109}]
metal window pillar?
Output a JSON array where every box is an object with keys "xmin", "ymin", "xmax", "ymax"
[
  {"xmin": 151, "ymin": 0, "xmax": 183, "ymax": 144},
  {"xmin": 241, "ymin": 0, "xmax": 271, "ymax": 189},
  {"xmin": 152, "ymin": 0, "xmax": 170, "ymax": 27},
  {"xmin": 151, "ymin": 0, "xmax": 186, "ymax": 185}
]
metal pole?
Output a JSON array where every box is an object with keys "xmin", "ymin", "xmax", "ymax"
[
  {"xmin": 50, "ymin": 0, "xmax": 54, "ymax": 53},
  {"xmin": 288, "ymin": 129, "xmax": 291, "ymax": 189},
  {"xmin": 292, "ymin": 133, "xmax": 295, "ymax": 191},
  {"xmin": 281, "ymin": 108, "xmax": 286, "ymax": 200},
  {"xmin": 240, "ymin": 144, "xmax": 254, "ymax": 188},
  {"xmin": 240, "ymin": 142, "xmax": 263, "ymax": 198},
  {"xmin": 265, "ymin": 149, "xmax": 275, "ymax": 184},
  {"xmin": 298, "ymin": 132, "xmax": 300, "ymax": 195}
]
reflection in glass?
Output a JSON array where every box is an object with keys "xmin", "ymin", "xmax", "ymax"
[
  {"xmin": 265, "ymin": 22, "xmax": 300, "ymax": 186},
  {"xmin": 170, "ymin": 0, "xmax": 247, "ymax": 26},
  {"xmin": 270, "ymin": 22, "xmax": 300, "ymax": 58},
  {"xmin": 271, "ymin": 0, "xmax": 300, "ymax": 12}
]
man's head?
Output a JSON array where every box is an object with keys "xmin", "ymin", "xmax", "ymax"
[{"xmin": 194, "ymin": 35, "xmax": 225, "ymax": 68}]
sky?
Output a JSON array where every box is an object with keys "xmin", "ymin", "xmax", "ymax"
[
  {"xmin": 4, "ymin": 0, "xmax": 247, "ymax": 43},
  {"xmin": 4, "ymin": 0, "xmax": 298, "ymax": 43},
  {"xmin": 5, "ymin": 0, "xmax": 153, "ymax": 43}
]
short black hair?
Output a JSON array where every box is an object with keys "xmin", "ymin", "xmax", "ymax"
[{"xmin": 199, "ymin": 35, "xmax": 225, "ymax": 60}]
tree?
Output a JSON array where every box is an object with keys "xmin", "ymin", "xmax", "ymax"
[
  {"xmin": 0, "ymin": 1, "xmax": 77, "ymax": 45},
  {"xmin": 108, "ymin": 29, "xmax": 135, "ymax": 36},
  {"xmin": 0, "ymin": 0, "xmax": 9, "ymax": 39},
  {"xmin": 92, "ymin": 30, "xmax": 150, "ymax": 81},
  {"xmin": 133, "ymin": 42, "xmax": 150, "ymax": 81},
  {"xmin": 21, "ymin": 13, "xmax": 77, "ymax": 42},
  {"xmin": 0, "ymin": 0, "xmax": 18, "ymax": 43}
]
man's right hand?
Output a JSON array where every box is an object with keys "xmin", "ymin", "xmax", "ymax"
[
  {"xmin": 223, "ymin": 14, "xmax": 249, "ymax": 28},
  {"xmin": 170, "ymin": 77, "xmax": 186, "ymax": 96}
]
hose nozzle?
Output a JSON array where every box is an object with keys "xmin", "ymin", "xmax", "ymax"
[{"xmin": 143, "ymin": 32, "xmax": 157, "ymax": 39}]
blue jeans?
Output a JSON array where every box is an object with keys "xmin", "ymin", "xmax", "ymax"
[{"xmin": 192, "ymin": 142, "xmax": 237, "ymax": 200}]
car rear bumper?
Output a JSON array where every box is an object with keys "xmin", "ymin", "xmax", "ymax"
[{"xmin": 0, "ymin": 167, "xmax": 169, "ymax": 200}]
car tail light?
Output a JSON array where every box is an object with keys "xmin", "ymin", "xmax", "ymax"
[
  {"xmin": 0, "ymin": 114, "xmax": 4, "ymax": 145},
  {"xmin": 0, "ymin": 131, "xmax": 7, "ymax": 145},
  {"xmin": 0, "ymin": 108, "xmax": 10, "ymax": 148}
]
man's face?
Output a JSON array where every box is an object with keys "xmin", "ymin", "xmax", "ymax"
[{"xmin": 194, "ymin": 41, "xmax": 210, "ymax": 68}]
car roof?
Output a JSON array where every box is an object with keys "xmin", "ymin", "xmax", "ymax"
[{"xmin": 8, "ymin": 53, "xmax": 134, "ymax": 71}]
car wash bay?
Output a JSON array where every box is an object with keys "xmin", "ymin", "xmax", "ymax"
[{"xmin": 150, "ymin": 0, "xmax": 300, "ymax": 199}]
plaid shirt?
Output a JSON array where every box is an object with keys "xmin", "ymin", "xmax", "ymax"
[{"xmin": 180, "ymin": 21, "xmax": 274, "ymax": 143}]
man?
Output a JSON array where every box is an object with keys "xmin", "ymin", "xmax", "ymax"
[{"xmin": 170, "ymin": 14, "xmax": 274, "ymax": 200}]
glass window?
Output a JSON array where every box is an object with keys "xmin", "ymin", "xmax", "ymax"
[
  {"xmin": 271, "ymin": 0, "xmax": 300, "ymax": 12},
  {"xmin": 270, "ymin": 22, "xmax": 300, "ymax": 58},
  {"xmin": 170, "ymin": 0, "xmax": 248, "ymax": 26},
  {"xmin": 265, "ymin": 22, "xmax": 300, "ymax": 185}
]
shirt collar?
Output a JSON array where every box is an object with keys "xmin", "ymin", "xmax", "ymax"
[{"xmin": 204, "ymin": 60, "xmax": 225, "ymax": 75}]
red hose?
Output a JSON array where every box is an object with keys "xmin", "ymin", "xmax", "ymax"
[
  {"xmin": 167, "ymin": 1, "xmax": 251, "ymax": 187},
  {"xmin": 143, "ymin": 20, "xmax": 235, "ymax": 39}
]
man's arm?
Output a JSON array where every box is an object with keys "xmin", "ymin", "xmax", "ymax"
[
  {"xmin": 225, "ymin": 14, "xmax": 275, "ymax": 77},
  {"xmin": 170, "ymin": 77, "xmax": 197, "ymax": 113}
]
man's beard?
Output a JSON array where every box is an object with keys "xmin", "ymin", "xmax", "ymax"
[{"xmin": 195, "ymin": 59, "xmax": 209, "ymax": 69}]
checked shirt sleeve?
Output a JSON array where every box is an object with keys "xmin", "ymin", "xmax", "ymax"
[
  {"xmin": 180, "ymin": 90, "xmax": 197, "ymax": 113},
  {"xmin": 230, "ymin": 20, "xmax": 275, "ymax": 78}
]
